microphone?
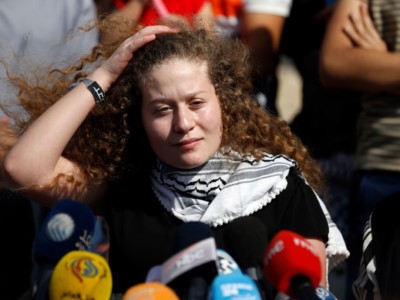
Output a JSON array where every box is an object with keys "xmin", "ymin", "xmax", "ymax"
[
  {"xmin": 144, "ymin": 237, "xmax": 242, "ymax": 284},
  {"xmin": 34, "ymin": 198, "xmax": 97, "ymax": 263},
  {"xmin": 172, "ymin": 220, "xmax": 216, "ymax": 252},
  {"xmin": 262, "ymin": 230, "xmax": 321, "ymax": 300},
  {"xmin": 88, "ymin": 215, "xmax": 110, "ymax": 260},
  {"xmin": 48, "ymin": 250, "xmax": 112, "ymax": 300},
  {"xmin": 315, "ymin": 286, "xmax": 338, "ymax": 300},
  {"xmin": 224, "ymin": 216, "xmax": 270, "ymax": 300},
  {"xmin": 209, "ymin": 249, "xmax": 262, "ymax": 300},
  {"xmin": 32, "ymin": 198, "xmax": 98, "ymax": 300},
  {"xmin": 123, "ymin": 282, "xmax": 179, "ymax": 300},
  {"xmin": 164, "ymin": 221, "xmax": 219, "ymax": 300},
  {"xmin": 208, "ymin": 272, "xmax": 262, "ymax": 300},
  {"xmin": 274, "ymin": 286, "xmax": 338, "ymax": 300},
  {"xmin": 32, "ymin": 198, "xmax": 110, "ymax": 300}
]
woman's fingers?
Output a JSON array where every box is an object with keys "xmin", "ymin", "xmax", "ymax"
[
  {"xmin": 124, "ymin": 25, "xmax": 177, "ymax": 52},
  {"xmin": 101, "ymin": 25, "xmax": 178, "ymax": 83}
]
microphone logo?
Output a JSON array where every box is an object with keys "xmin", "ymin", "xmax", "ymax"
[
  {"xmin": 293, "ymin": 237, "xmax": 318, "ymax": 256},
  {"xmin": 71, "ymin": 257, "xmax": 99, "ymax": 282},
  {"xmin": 75, "ymin": 229, "xmax": 93, "ymax": 250},
  {"xmin": 175, "ymin": 248, "xmax": 207, "ymax": 269},
  {"xmin": 263, "ymin": 240, "xmax": 284, "ymax": 266},
  {"xmin": 160, "ymin": 237, "xmax": 218, "ymax": 284},
  {"xmin": 220, "ymin": 282, "xmax": 257, "ymax": 297},
  {"xmin": 46, "ymin": 213, "xmax": 75, "ymax": 242},
  {"xmin": 49, "ymin": 250, "xmax": 113, "ymax": 300}
]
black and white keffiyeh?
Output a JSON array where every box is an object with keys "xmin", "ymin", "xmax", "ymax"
[
  {"xmin": 151, "ymin": 151, "xmax": 296, "ymax": 227},
  {"xmin": 151, "ymin": 150, "xmax": 350, "ymax": 272}
]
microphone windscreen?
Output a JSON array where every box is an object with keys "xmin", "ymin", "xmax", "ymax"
[
  {"xmin": 34, "ymin": 198, "xmax": 96, "ymax": 263},
  {"xmin": 208, "ymin": 273, "xmax": 262, "ymax": 300},
  {"xmin": 173, "ymin": 221, "xmax": 214, "ymax": 252},
  {"xmin": 262, "ymin": 230, "xmax": 321, "ymax": 298},
  {"xmin": 123, "ymin": 282, "xmax": 179, "ymax": 300},
  {"xmin": 224, "ymin": 216, "xmax": 269, "ymax": 269},
  {"xmin": 49, "ymin": 250, "xmax": 112, "ymax": 300}
]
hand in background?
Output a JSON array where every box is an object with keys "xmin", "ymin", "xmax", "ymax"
[{"xmin": 343, "ymin": 2, "xmax": 387, "ymax": 52}]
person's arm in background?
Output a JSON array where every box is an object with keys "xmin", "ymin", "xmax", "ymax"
[
  {"xmin": 320, "ymin": 0, "xmax": 400, "ymax": 94},
  {"xmin": 98, "ymin": 0, "xmax": 148, "ymax": 44},
  {"xmin": 238, "ymin": 0, "xmax": 292, "ymax": 114},
  {"xmin": 194, "ymin": 0, "xmax": 215, "ymax": 30},
  {"xmin": 240, "ymin": 10, "xmax": 286, "ymax": 79}
]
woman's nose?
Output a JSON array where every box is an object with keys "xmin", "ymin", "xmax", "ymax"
[{"xmin": 173, "ymin": 108, "xmax": 195, "ymax": 133}]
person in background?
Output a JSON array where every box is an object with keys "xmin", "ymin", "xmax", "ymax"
[
  {"xmin": 0, "ymin": 119, "xmax": 33, "ymax": 298},
  {"xmin": 0, "ymin": 0, "xmax": 99, "ymax": 120},
  {"xmin": 352, "ymin": 190, "xmax": 400, "ymax": 300},
  {"xmin": 211, "ymin": 0, "xmax": 292, "ymax": 114},
  {"xmin": 96, "ymin": 0, "xmax": 214, "ymax": 44},
  {"xmin": 280, "ymin": 2, "xmax": 362, "ymax": 297},
  {"xmin": 319, "ymin": 0, "xmax": 400, "ymax": 298},
  {"xmin": 2, "ymin": 18, "xmax": 348, "ymax": 296}
]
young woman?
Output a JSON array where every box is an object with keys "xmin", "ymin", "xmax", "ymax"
[{"xmin": 2, "ymin": 20, "xmax": 348, "ymax": 295}]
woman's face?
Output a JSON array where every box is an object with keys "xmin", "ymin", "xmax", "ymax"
[{"xmin": 140, "ymin": 58, "xmax": 222, "ymax": 169}]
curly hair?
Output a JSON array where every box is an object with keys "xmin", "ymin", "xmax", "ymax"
[{"xmin": 1, "ymin": 18, "xmax": 327, "ymax": 197}]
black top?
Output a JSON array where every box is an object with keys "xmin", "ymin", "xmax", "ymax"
[{"xmin": 106, "ymin": 171, "xmax": 329, "ymax": 294}]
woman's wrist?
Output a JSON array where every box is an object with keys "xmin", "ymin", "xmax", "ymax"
[
  {"xmin": 71, "ymin": 79, "xmax": 106, "ymax": 104},
  {"xmin": 88, "ymin": 68, "xmax": 115, "ymax": 93}
]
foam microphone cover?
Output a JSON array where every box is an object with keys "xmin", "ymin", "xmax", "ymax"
[
  {"xmin": 34, "ymin": 198, "xmax": 96, "ymax": 263},
  {"xmin": 49, "ymin": 250, "xmax": 112, "ymax": 300},
  {"xmin": 123, "ymin": 282, "xmax": 179, "ymax": 300},
  {"xmin": 173, "ymin": 221, "xmax": 215, "ymax": 252},
  {"xmin": 224, "ymin": 216, "xmax": 270, "ymax": 300},
  {"xmin": 262, "ymin": 230, "xmax": 321, "ymax": 298},
  {"xmin": 224, "ymin": 216, "xmax": 269, "ymax": 270}
]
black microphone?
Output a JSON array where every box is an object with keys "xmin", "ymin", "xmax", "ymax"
[
  {"xmin": 224, "ymin": 216, "xmax": 271, "ymax": 300},
  {"xmin": 167, "ymin": 221, "xmax": 219, "ymax": 300}
]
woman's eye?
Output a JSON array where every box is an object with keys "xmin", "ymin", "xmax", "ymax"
[
  {"xmin": 190, "ymin": 98, "xmax": 204, "ymax": 107},
  {"xmin": 154, "ymin": 105, "xmax": 171, "ymax": 115}
]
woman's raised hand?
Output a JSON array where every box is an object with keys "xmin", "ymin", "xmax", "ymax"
[{"xmin": 95, "ymin": 25, "xmax": 177, "ymax": 87}]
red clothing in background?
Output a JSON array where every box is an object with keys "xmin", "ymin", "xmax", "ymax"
[{"xmin": 113, "ymin": 0, "xmax": 207, "ymax": 26}]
